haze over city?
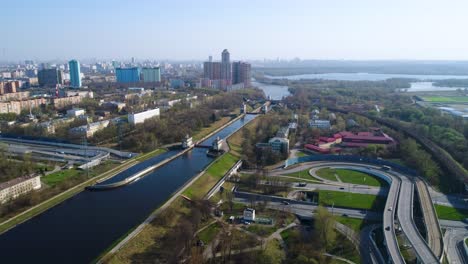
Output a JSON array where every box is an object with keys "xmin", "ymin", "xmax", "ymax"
[
  {"xmin": 0, "ymin": 1, "xmax": 468, "ymax": 264},
  {"xmin": 3, "ymin": 0, "xmax": 468, "ymax": 61}
]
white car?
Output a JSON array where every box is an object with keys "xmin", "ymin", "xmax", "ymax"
[{"xmin": 388, "ymin": 207, "xmax": 393, "ymax": 211}]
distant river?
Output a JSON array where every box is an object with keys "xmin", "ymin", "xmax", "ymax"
[
  {"xmin": 252, "ymin": 81, "xmax": 290, "ymax": 100},
  {"xmin": 266, "ymin": 72, "xmax": 468, "ymax": 92},
  {"xmin": 267, "ymin": 72, "xmax": 468, "ymax": 81}
]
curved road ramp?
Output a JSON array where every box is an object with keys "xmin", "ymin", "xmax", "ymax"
[
  {"xmin": 397, "ymin": 175, "xmax": 441, "ymax": 264},
  {"xmin": 415, "ymin": 178, "xmax": 444, "ymax": 261}
]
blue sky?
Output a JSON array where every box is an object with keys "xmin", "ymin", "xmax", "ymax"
[{"xmin": 2, "ymin": 0, "xmax": 468, "ymax": 61}]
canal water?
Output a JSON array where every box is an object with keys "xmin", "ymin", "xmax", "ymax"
[{"xmin": 0, "ymin": 114, "xmax": 256, "ymax": 263}]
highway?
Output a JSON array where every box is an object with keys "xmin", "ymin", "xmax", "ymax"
[
  {"xmin": 270, "ymin": 161, "xmax": 448, "ymax": 263},
  {"xmin": 397, "ymin": 175, "xmax": 440, "ymax": 264},
  {"xmin": 415, "ymin": 178, "xmax": 444, "ymax": 260}
]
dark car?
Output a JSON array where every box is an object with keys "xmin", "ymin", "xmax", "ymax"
[{"xmin": 385, "ymin": 226, "xmax": 391, "ymax": 231}]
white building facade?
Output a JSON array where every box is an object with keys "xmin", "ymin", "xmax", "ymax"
[
  {"xmin": 0, "ymin": 175, "xmax": 41, "ymax": 203},
  {"xmin": 128, "ymin": 108, "xmax": 160, "ymax": 125}
]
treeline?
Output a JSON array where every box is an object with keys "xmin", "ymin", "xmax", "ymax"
[
  {"xmin": 433, "ymin": 79, "xmax": 468, "ymax": 88},
  {"xmin": 118, "ymin": 89, "xmax": 264, "ymax": 152},
  {"xmin": 240, "ymin": 112, "xmax": 290, "ymax": 168},
  {"xmin": 256, "ymin": 78, "xmax": 412, "ymax": 92},
  {"xmin": 0, "ymin": 153, "xmax": 49, "ymax": 183},
  {"xmin": 384, "ymin": 105, "xmax": 468, "ymax": 170}
]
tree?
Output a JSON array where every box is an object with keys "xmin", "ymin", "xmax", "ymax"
[{"xmin": 314, "ymin": 206, "xmax": 336, "ymax": 250}]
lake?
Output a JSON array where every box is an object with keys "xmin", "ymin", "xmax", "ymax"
[
  {"xmin": 267, "ymin": 72, "xmax": 468, "ymax": 81},
  {"xmin": 265, "ymin": 73, "xmax": 468, "ymax": 92},
  {"xmin": 252, "ymin": 81, "xmax": 290, "ymax": 100}
]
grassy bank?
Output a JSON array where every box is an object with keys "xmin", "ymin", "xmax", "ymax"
[
  {"xmin": 286, "ymin": 169, "xmax": 323, "ymax": 182},
  {"xmin": 102, "ymin": 114, "xmax": 246, "ymax": 262},
  {"xmin": 316, "ymin": 168, "xmax": 385, "ymax": 187},
  {"xmin": 0, "ymin": 160, "xmax": 137, "ymax": 234},
  {"xmin": 422, "ymin": 96, "xmax": 468, "ymax": 103},
  {"xmin": 182, "ymin": 152, "xmax": 239, "ymax": 199},
  {"xmin": 435, "ymin": 204, "xmax": 468, "ymax": 221},
  {"xmin": 319, "ymin": 190, "xmax": 385, "ymax": 211}
]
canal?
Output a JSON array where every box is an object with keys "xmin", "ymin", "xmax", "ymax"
[{"xmin": 0, "ymin": 114, "xmax": 256, "ymax": 263}]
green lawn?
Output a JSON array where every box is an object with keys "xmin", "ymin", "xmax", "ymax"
[
  {"xmin": 319, "ymin": 190, "xmax": 385, "ymax": 211},
  {"xmin": 41, "ymin": 169, "xmax": 81, "ymax": 186},
  {"xmin": 183, "ymin": 152, "xmax": 239, "ymax": 199},
  {"xmin": 286, "ymin": 169, "xmax": 322, "ymax": 182},
  {"xmin": 296, "ymin": 151, "xmax": 309, "ymax": 157},
  {"xmin": 336, "ymin": 217, "xmax": 365, "ymax": 233},
  {"xmin": 198, "ymin": 222, "xmax": 222, "ymax": 244},
  {"xmin": 435, "ymin": 204, "xmax": 468, "ymax": 221},
  {"xmin": 422, "ymin": 96, "xmax": 468, "ymax": 103},
  {"xmin": 206, "ymin": 152, "xmax": 238, "ymax": 176},
  {"xmin": 316, "ymin": 168, "xmax": 385, "ymax": 187}
]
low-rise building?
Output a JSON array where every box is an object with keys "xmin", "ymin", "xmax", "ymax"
[
  {"xmin": 102, "ymin": 101, "xmax": 126, "ymax": 111},
  {"xmin": 268, "ymin": 137, "xmax": 290, "ymax": 154},
  {"xmin": 243, "ymin": 208, "xmax": 256, "ymax": 221},
  {"xmin": 67, "ymin": 108, "xmax": 85, "ymax": 117},
  {"xmin": 309, "ymin": 119, "xmax": 331, "ymax": 129},
  {"xmin": 0, "ymin": 91, "xmax": 30, "ymax": 101},
  {"xmin": 128, "ymin": 108, "xmax": 160, "ymax": 125},
  {"xmin": 69, "ymin": 120, "xmax": 110, "ymax": 138},
  {"xmin": 182, "ymin": 134, "xmax": 194, "ymax": 148},
  {"xmin": 211, "ymin": 137, "xmax": 223, "ymax": 151},
  {"xmin": 52, "ymin": 95, "xmax": 83, "ymax": 109},
  {"xmin": 240, "ymin": 102, "xmax": 247, "ymax": 114},
  {"xmin": 0, "ymin": 175, "xmax": 41, "ymax": 204}
]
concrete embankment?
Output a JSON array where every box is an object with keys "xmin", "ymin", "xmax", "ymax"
[
  {"xmin": 89, "ymin": 113, "xmax": 250, "ymax": 191},
  {"xmin": 87, "ymin": 146, "xmax": 194, "ymax": 191}
]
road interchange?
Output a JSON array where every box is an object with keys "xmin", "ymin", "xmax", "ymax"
[{"xmin": 239, "ymin": 161, "xmax": 454, "ymax": 263}]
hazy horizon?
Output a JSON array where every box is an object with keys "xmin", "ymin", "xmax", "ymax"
[{"xmin": 3, "ymin": 0, "xmax": 468, "ymax": 61}]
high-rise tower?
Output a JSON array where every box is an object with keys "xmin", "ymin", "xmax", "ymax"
[
  {"xmin": 68, "ymin": 60, "xmax": 82, "ymax": 88},
  {"xmin": 221, "ymin": 49, "xmax": 231, "ymax": 84}
]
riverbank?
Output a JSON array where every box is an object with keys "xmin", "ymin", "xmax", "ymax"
[
  {"xmin": 0, "ymin": 114, "xmax": 242, "ymax": 236},
  {"xmin": 98, "ymin": 114, "xmax": 249, "ymax": 262},
  {"xmin": 99, "ymin": 110, "xmax": 262, "ymax": 263},
  {"xmin": 0, "ymin": 159, "xmax": 137, "ymax": 234}
]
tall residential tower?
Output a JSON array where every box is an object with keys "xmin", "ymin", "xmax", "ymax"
[
  {"xmin": 220, "ymin": 49, "xmax": 231, "ymax": 84},
  {"xmin": 68, "ymin": 60, "xmax": 82, "ymax": 88}
]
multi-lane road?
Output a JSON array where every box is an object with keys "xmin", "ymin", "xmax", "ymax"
[
  {"xmin": 397, "ymin": 175, "xmax": 440, "ymax": 263},
  {"xmin": 265, "ymin": 161, "xmax": 454, "ymax": 263}
]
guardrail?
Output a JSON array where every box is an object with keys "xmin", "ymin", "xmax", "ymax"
[
  {"xmin": 464, "ymin": 237, "xmax": 468, "ymax": 261},
  {"xmin": 369, "ymin": 226, "xmax": 386, "ymax": 264}
]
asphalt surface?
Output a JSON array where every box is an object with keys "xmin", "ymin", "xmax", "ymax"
[
  {"xmin": 444, "ymin": 228, "xmax": 468, "ymax": 264},
  {"xmin": 415, "ymin": 178, "xmax": 444, "ymax": 259},
  {"xmin": 397, "ymin": 175, "xmax": 439, "ymax": 264}
]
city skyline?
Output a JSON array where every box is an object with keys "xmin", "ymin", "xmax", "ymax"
[{"xmin": 3, "ymin": 0, "xmax": 468, "ymax": 61}]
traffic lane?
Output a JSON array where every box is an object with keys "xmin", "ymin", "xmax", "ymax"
[
  {"xmin": 440, "ymin": 220, "xmax": 468, "ymax": 229},
  {"xmin": 293, "ymin": 182, "xmax": 388, "ymax": 196},
  {"xmin": 233, "ymin": 198, "xmax": 382, "ymax": 221},
  {"xmin": 444, "ymin": 228, "xmax": 468, "ymax": 264},
  {"xmin": 397, "ymin": 176, "xmax": 439, "ymax": 264}
]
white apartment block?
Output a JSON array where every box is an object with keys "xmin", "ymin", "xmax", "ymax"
[{"xmin": 0, "ymin": 175, "xmax": 41, "ymax": 204}]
